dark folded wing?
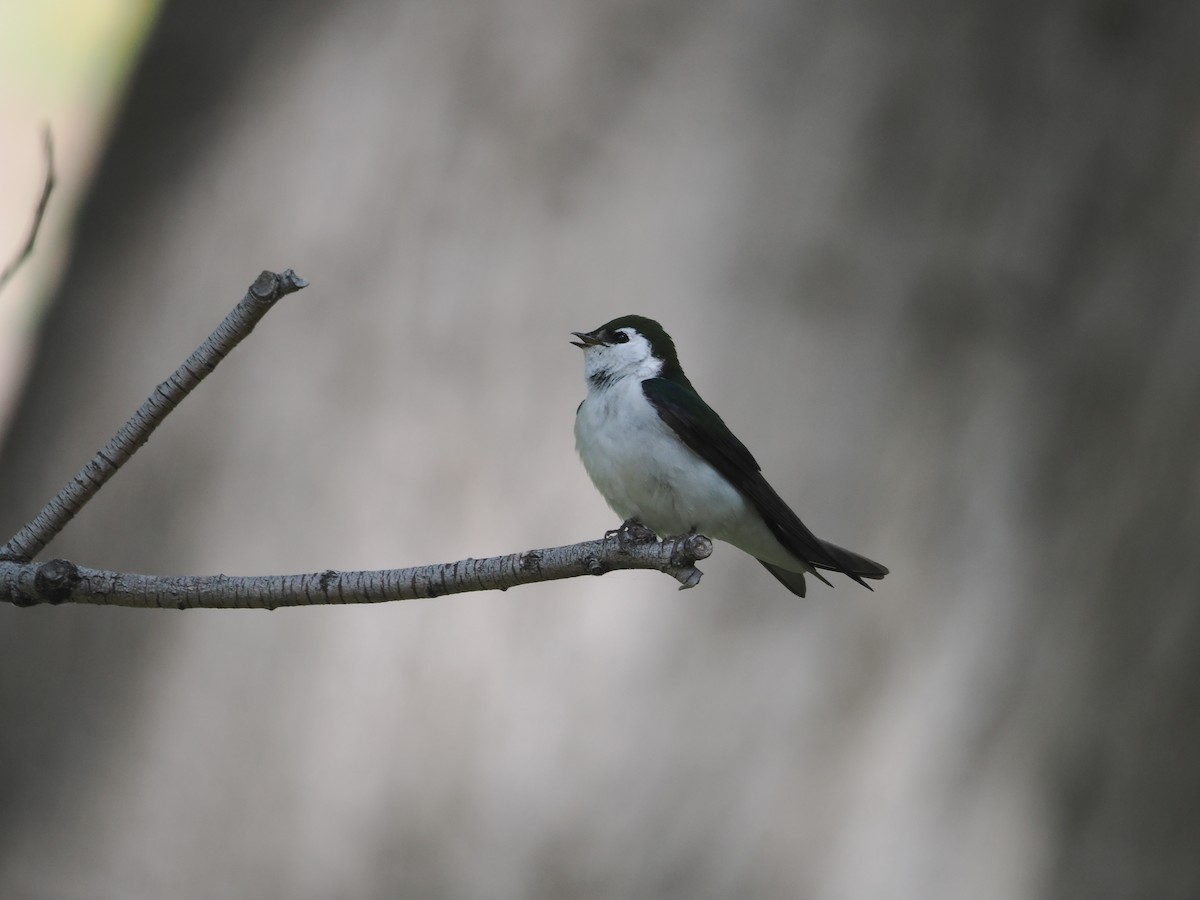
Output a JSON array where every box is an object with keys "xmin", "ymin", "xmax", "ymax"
[{"xmin": 642, "ymin": 377, "xmax": 880, "ymax": 586}]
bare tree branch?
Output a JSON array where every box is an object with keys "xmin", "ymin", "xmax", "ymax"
[
  {"xmin": 0, "ymin": 269, "xmax": 308, "ymax": 562},
  {"xmin": 0, "ymin": 533, "xmax": 714, "ymax": 608},
  {"xmin": 0, "ymin": 127, "xmax": 55, "ymax": 294},
  {"xmin": 0, "ymin": 264, "xmax": 715, "ymax": 607}
]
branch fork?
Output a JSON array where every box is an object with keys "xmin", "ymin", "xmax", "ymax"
[{"xmin": 0, "ymin": 269, "xmax": 716, "ymax": 609}]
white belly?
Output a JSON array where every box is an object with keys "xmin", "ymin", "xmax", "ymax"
[{"xmin": 574, "ymin": 379, "xmax": 803, "ymax": 569}]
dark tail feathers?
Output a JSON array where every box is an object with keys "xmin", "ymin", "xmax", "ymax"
[
  {"xmin": 811, "ymin": 539, "xmax": 889, "ymax": 587},
  {"xmin": 759, "ymin": 541, "xmax": 888, "ymax": 597}
]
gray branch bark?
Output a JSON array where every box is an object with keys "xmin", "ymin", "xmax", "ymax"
[{"xmin": 0, "ymin": 534, "xmax": 713, "ymax": 609}]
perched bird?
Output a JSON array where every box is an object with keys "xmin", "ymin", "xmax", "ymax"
[{"xmin": 572, "ymin": 315, "xmax": 887, "ymax": 596}]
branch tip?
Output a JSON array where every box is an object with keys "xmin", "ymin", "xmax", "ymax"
[
  {"xmin": 249, "ymin": 269, "xmax": 307, "ymax": 301},
  {"xmin": 281, "ymin": 269, "xmax": 308, "ymax": 289},
  {"xmin": 0, "ymin": 126, "xmax": 56, "ymax": 294}
]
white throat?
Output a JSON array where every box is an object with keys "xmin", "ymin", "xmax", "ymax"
[{"xmin": 582, "ymin": 331, "xmax": 662, "ymax": 392}]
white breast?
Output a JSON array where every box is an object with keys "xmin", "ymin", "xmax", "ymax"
[{"xmin": 574, "ymin": 378, "xmax": 752, "ymax": 539}]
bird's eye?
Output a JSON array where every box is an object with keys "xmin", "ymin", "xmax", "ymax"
[{"xmin": 612, "ymin": 330, "xmax": 630, "ymax": 344}]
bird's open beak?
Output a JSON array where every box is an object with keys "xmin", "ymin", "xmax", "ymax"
[{"xmin": 570, "ymin": 330, "xmax": 607, "ymax": 349}]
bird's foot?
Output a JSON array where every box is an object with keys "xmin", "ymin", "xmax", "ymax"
[{"xmin": 607, "ymin": 519, "xmax": 659, "ymax": 549}]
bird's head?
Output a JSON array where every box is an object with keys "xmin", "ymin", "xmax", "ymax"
[{"xmin": 571, "ymin": 315, "xmax": 691, "ymax": 390}]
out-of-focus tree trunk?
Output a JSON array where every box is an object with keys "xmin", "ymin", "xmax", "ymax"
[{"xmin": 1, "ymin": 1, "xmax": 1198, "ymax": 898}]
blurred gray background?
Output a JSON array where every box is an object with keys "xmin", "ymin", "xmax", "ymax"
[{"xmin": 2, "ymin": 1, "xmax": 1199, "ymax": 897}]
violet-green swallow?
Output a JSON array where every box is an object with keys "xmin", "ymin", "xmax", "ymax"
[{"xmin": 572, "ymin": 315, "xmax": 888, "ymax": 597}]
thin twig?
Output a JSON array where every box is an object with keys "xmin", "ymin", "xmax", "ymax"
[
  {"xmin": 0, "ymin": 127, "xmax": 56, "ymax": 294},
  {"xmin": 0, "ymin": 533, "xmax": 715, "ymax": 608},
  {"xmin": 0, "ymin": 269, "xmax": 308, "ymax": 562}
]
